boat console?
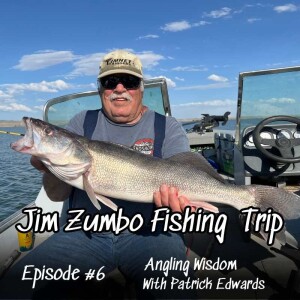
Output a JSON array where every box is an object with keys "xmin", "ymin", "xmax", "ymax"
[{"xmin": 216, "ymin": 66, "xmax": 300, "ymax": 187}]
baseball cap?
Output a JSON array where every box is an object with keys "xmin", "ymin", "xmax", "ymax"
[{"xmin": 98, "ymin": 50, "xmax": 143, "ymax": 79}]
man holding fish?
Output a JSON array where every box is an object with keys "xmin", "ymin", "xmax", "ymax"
[
  {"xmin": 33, "ymin": 50, "xmax": 193, "ymax": 214},
  {"xmin": 3, "ymin": 50, "xmax": 300, "ymax": 299},
  {"xmin": 6, "ymin": 50, "xmax": 198, "ymax": 299}
]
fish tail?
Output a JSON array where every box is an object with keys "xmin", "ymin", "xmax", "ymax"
[{"xmin": 248, "ymin": 185, "xmax": 300, "ymax": 220}]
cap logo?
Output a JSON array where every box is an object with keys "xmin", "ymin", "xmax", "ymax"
[
  {"xmin": 98, "ymin": 50, "xmax": 143, "ymax": 79},
  {"xmin": 105, "ymin": 58, "xmax": 133, "ymax": 66}
]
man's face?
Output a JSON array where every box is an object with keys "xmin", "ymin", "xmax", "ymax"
[{"xmin": 99, "ymin": 74, "xmax": 143, "ymax": 124}]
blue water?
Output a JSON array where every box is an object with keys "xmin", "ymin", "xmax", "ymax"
[{"xmin": 0, "ymin": 127, "xmax": 42, "ymax": 222}]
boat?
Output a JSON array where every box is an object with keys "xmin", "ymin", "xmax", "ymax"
[{"xmin": 1, "ymin": 68, "xmax": 300, "ymax": 299}]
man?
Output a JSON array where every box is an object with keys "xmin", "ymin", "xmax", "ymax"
[
  {"xmin": 38, "ymin": 50, "xmax": 192, "ymax": 214},
  {"xmin": 2, "ymin": 50, "xmax": 196, "ymax": 299}
]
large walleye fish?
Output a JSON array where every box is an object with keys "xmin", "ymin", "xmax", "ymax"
[{"xmin": 11, "ymin": 117, "xmax": 300, "ymax": 222}]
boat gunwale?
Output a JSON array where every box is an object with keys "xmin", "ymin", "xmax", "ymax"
[{"xmin": 0, "ymin": 201, "xmax": 35, "ymax": 234}]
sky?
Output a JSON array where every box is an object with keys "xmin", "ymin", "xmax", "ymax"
[{"xmin": 1, "ymin": 0, "xmax": 300, "ymax": 121}]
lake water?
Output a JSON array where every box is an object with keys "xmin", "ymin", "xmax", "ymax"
[{"xmin": 0, "ymin": 127, "xmax": 42, "ymax": 222}]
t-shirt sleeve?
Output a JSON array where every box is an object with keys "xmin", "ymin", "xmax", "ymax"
[
  {"xmin": 64, "ymin": 110, "xmax": 87, "ymax": 136},
  {"xmin": 162, "ymin": 117, "xmax": 190, "ymax": 158}
]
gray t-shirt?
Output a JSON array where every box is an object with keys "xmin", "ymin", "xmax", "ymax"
[{"xmin": 65, "ymin": 109, "xmax": 190, "ymax": 221}]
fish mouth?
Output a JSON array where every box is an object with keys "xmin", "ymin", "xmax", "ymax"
[{"xmin": 10, "ymin": 117, "xmax": 34, "ymax": 153}]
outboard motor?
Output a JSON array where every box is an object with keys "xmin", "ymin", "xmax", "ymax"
[{"xmin": 192, "ymin": 111, "xmax": 231, "ymax": 133}]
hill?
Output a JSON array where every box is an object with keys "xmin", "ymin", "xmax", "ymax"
[{"xmin": 0, "ymin": 120, "xmax": 24, "ymax": 127}]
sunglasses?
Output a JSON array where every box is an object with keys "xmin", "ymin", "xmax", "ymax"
[{"xmin": 99, "ymin": 75, "xmax": 141, "ymax": 90}]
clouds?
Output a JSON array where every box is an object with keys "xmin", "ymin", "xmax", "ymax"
[
  {"xmin": 175, "ymin": 74, "xmax": 230, "ymax": 91},
  {"xmin": 243, "ymin": 97, "xmax": 297, "ymax": 117},
  {"xmin": 13, "ymin": 50, "xmax": 100, "ymax": 78},
  {"xmin": 0, "ymin": 90, "xmax": 14, "ymax": 101},
  {"xmin": 161, "ymin": 20, "xmax": 191, "ymax": 32},
  {"xmin": 137, "ymin": 34, "xmax": 159, "ymax": 40},
  {"xmin": 13, "ymin": 50, "xmax": 77, "ymax": 71},
  {"xmin": 159, "ymin": 6, "xmax": 243, "ymax": 33},
  {"xmin": 160, "ymin": 6, "xmax": 233, "ymax": 33},
  {"xmin": 7, "ymin": 45, "xmax": 232, "ymax": 102},
  {"xmin": 207, "ymin": 74, "xmax": 229, "ymax": 82},
  {"xmin": 0, "ymin": 80, "xmax": 73, "ymax": 113},
  {"xmin": 0, "ymin": 49, "xmax": 167, "ymax": 114},
  {"xmin": 0, "ymin": 103, "xmax": 33, "ymax": 112},
  {"xmin": 136, "ymin": 51, "xmax": 165, "ymax": 69},
  {"xmin": 2, "ymin": 1, "xmax": 299, "ymax": 120},
  {"xmin": 159, "ymin": 3, "xmax": 299, "ymax": 35},
  {"xmin": 66, "ymin": 53, "xmax": 105, "ymax": 78},
  {"xmin": 13, "ymin": 50, "xmax": 105, "ymax": 78},
  {"xmin": 247, "ymin": 18, "xmax": 261, "ymax": 23},
  {"xmin": 13, "ymin": 50, "xmax": 165, "ymax": 78},
  {"xmin": 203, "ymin": 7, "xmax": 232, "ymax": 19},
  {"xmin": 171, "ymin": 99, "xmax": 236, "ymax": 119},
  {"xmin": 0, "ymin": 88, "xmax": 33, "ymax": 112},
  {"xmin": 2, "ymin": 80, "xmax": 72, "ymax": 94},
  {"xmin": 172, "ymin": 66, "xmax": 208, "ymax": 72},
  {"xmin": 261, "ymin": 97, "xmax": 296, "ymax": 104},
  {"xmin": 175, "ymin": 82, "xmax": 231, "ymax": 91},
  {"xmin": 273, "ymin": 4, "xmax": 298, "ymax": 13},
  {"xmin": 173, "ymin": 99, "xmax": 235, "ymax": 107},
  {"xmin": 161, "ymin": 20, "xmax": 210, "ymax": 32}
]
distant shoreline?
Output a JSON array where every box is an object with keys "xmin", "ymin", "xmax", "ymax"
[{"xmin": 0, "ymin": 121, "xmax": 24, "ymax": 127}]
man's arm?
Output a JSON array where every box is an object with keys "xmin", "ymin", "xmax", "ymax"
[{"xmin": 31, "ymin": 156, "xmax": 72, "ymax": 202}]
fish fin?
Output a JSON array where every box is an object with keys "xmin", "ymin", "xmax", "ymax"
[
  {"xmin": 258, "ymin": 222, "xmax": 287, "ymax": 246},
  {"xmin": 82, "ymin": 172, "xmax": 118, "ymax": 211},
  {"xmin": 83, "ymin": 174, "xmax": 101, "ymax": 210},
  {"xmin": 95, "ymin": 194, "xmax": 118, "ymax": 211},
  {"xmin": 258, "ymin": 223, "xmax": 299, "ymax": 248},
  {"xmin": 249, "ymin": 185, "xmax": 300, "ymax": 220},
  {"xmin": 46, "ymin": 163, "xmax": 90, "ymax": 182},
  {"xmin": 274, "ymin": 228, "xmax": 287, "ymax": 246},
  {"xmin": 284, "ymin": 230, "xmax": 299, "ymax": 248},
  {"xmin": 167, "ymin": 152, "xmax": 226, "ymax": 183},
  {"xmin": 189, "ymin": 200, "xmax": 219, "ymax": 213},
  {"xmin": 247, "ymin": 185, "xmax": 300, "ymax": 247}
]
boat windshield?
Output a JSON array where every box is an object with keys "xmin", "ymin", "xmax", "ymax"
[
  {"xmin": 238, "ymin": 67, "xmax": 300, "ymax": 136},
  {"xmin": 44, "ymin": 78, "xmax": 170, "ymax": 127}
]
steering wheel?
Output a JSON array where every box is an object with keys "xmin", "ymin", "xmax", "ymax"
[{"xmin": 252, "ymin": 116, "xmax": 300, "ymax": 163}]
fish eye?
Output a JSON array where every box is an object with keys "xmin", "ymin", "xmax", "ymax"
[{"xmin": 44, "ymin": 128, "xmax": 53, "ymax": 135}]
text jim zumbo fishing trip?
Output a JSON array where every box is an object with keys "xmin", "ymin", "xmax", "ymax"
[{"xmin": 16, "ymin": 206, "xmax": 284, "ymax": 245}]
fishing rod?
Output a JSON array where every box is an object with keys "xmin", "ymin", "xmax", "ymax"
[{"xmin": 0, "ymin": 130, "xmax": 24, "ymax": 136}]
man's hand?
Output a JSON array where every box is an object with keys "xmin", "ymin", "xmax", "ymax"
[
  {"xmin": 30, "ymin": 156, "xmax": 49, "ymax": 173},
  {"xmin": 153, "ymin": 184, "xmax": 193, "ymax": 212}
]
